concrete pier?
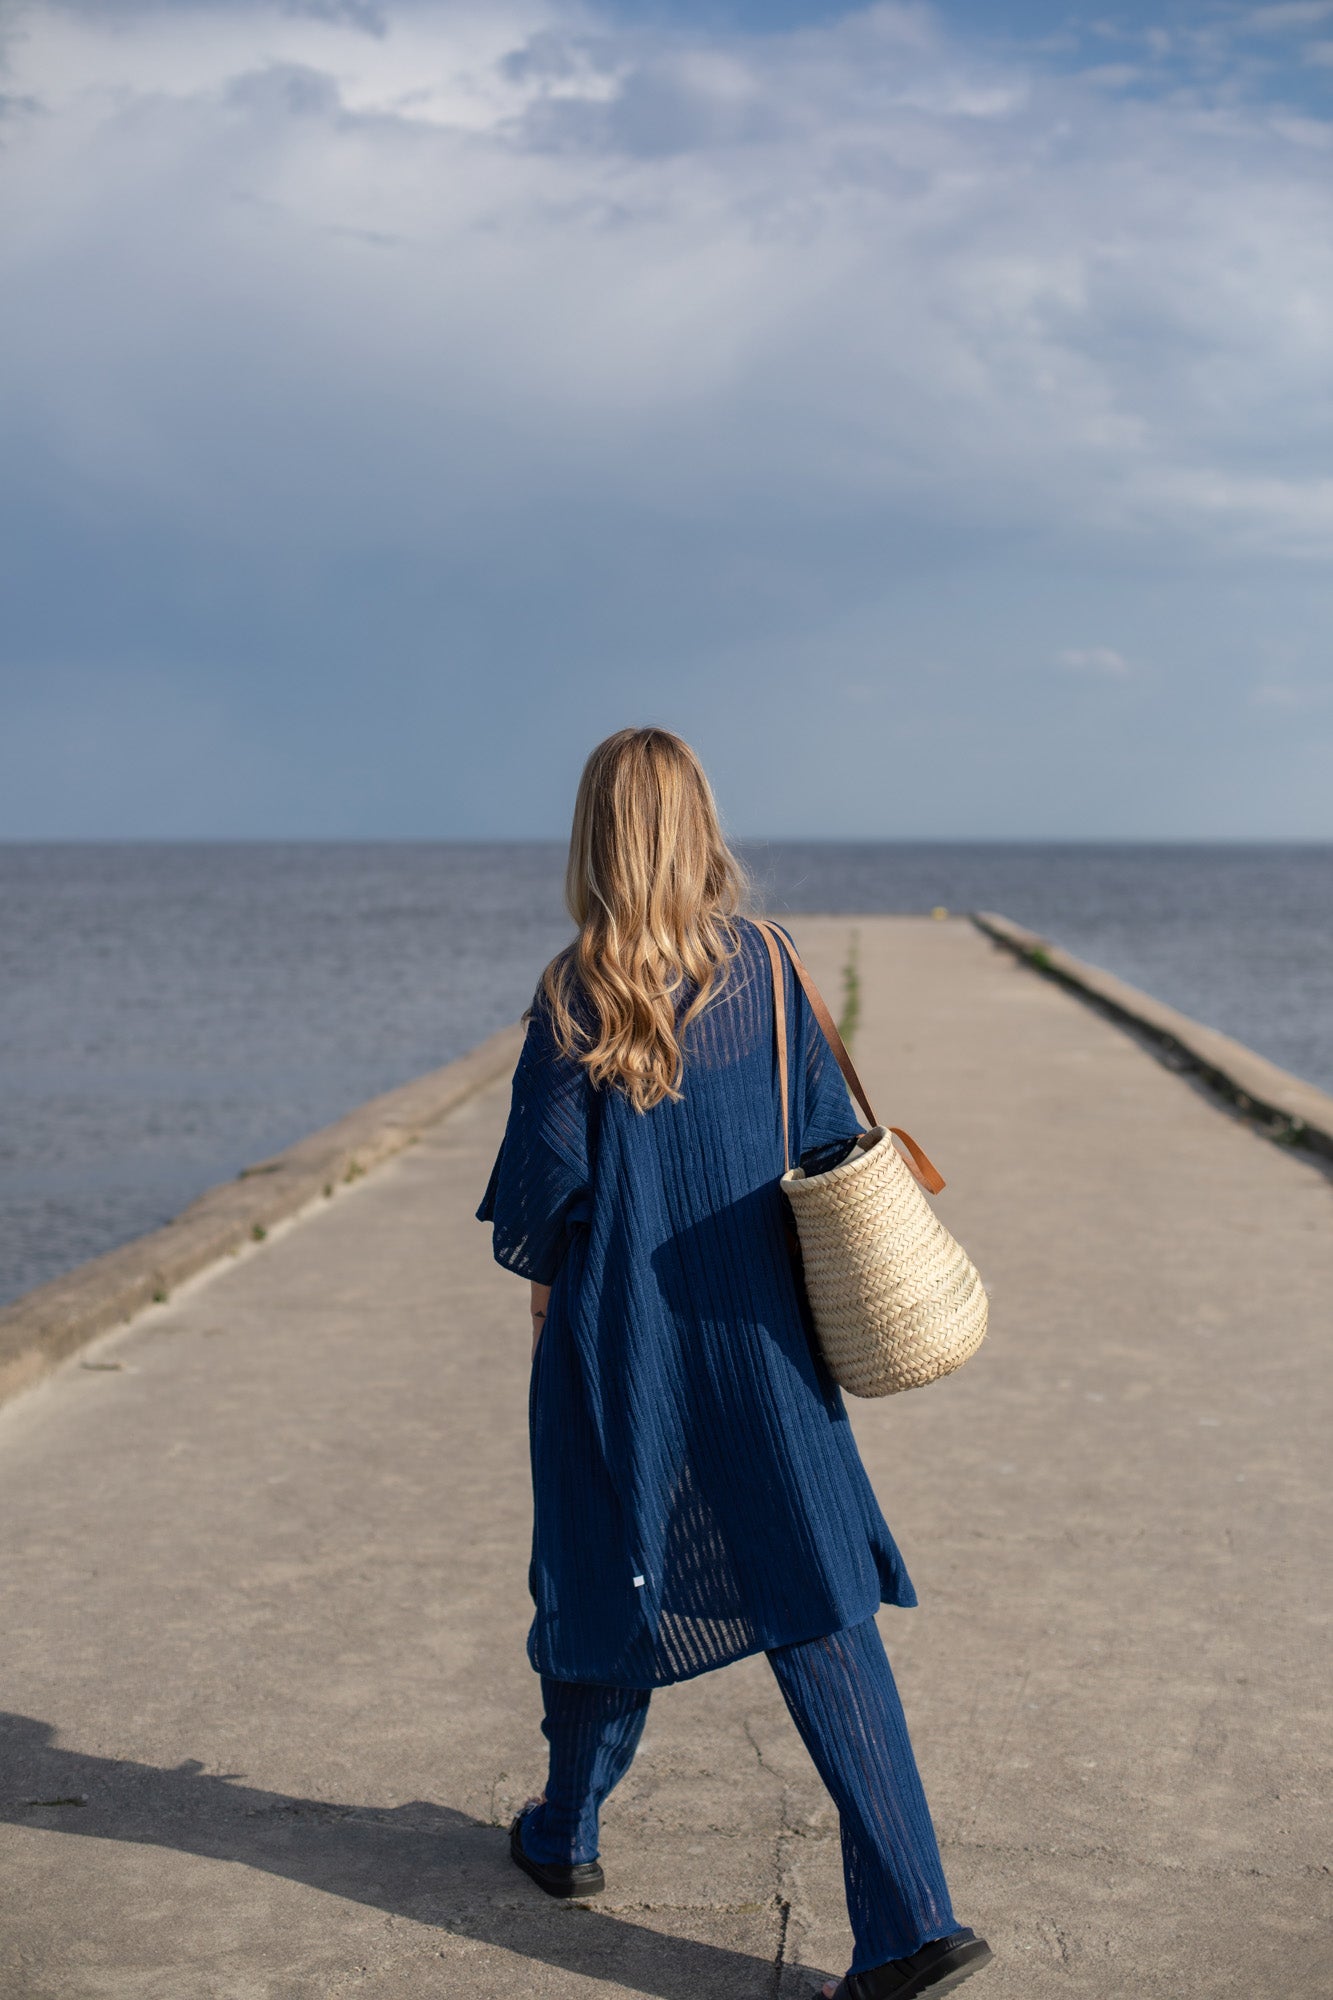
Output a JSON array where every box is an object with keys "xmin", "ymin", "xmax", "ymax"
[{"xmin": 1, "ymin": 917, "xmax": 1329, "ymax": 2000}]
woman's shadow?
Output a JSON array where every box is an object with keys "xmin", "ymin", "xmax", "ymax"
[{"xmin": 1, "ymin": 1712, "xmax": 800, "ymax": 1999}]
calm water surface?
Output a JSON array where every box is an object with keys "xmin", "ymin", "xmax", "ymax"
[{"xmin": 1, "ymin": 842, "xmax": 1329, "ymax": 1305}]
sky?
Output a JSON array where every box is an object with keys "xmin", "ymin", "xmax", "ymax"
[{"xmin": 2, "ymin": 0, "xmax": 1331, "ymax": 841}]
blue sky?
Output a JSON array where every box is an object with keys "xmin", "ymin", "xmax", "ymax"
[{"xmin": 2, "ymin": 0, "xmax": 1331, "ymax": 839}]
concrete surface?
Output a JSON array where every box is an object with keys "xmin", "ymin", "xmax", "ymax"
[
  {"xmin": 0, "ymin": 917, "xmax": 1328, "ymax": 2000},
  {"xmin": 972, "ymin": 911, "xmax": 1333, "ymax": 1164},
  {"xmin": 0, "ymin": 1023, "xmax": 523, "ymax": 1407}
]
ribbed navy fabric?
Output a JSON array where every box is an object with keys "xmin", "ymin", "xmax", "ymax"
[
  {"xmin": 525, "ymin": 1675, "xmax": 651, "ymax": 1867},
  {"xmin": 768, "ymin": 1619, "xmax": 957, "ymax": 1972},
  {"xmin": 519, "ymin": 1615, "xmax": 957, "ymax": 1975},
  {"xmin": 477, "ymin": 917, "xmax": 917, "ymax": 1689}
]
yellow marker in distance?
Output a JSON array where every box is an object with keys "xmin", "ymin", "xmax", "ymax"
[{"xmin": 931, "ymin": 905, "xmax": 949, "ymax": 920}]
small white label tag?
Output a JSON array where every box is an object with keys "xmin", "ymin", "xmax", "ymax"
[{"xmin": 632, "ymin": 1574, "xmax": 645, "ymax": 1588}]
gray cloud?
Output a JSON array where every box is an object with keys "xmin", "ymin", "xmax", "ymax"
[
  {"xmin": 283, "ymin": 0, "xmax": 388, "ymax": 35},
  {"xmin": 0, "ymin": 0, "xmax": 1330, "ymax": 837},
  {"xmin": 225, "ymin": 62, "xmax": 345, "ymax": 115}
]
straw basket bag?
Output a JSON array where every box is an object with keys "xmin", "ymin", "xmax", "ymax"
[{"xmin": 755, "ymin": 920, "xmax": 988, "ymax": 1398}]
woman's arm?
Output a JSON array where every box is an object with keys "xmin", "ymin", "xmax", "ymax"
[{"xmin": 530, "ymin": 1281, "xmax": 551, "ymax": 1357}]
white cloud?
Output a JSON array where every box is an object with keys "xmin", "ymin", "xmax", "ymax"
[
  {"xmin": 1252, "ymin": 679, "xmax": 1332, "ymax": 708},
  {"xmin": 1267, "ymin": 110, "xmax": 1333, "ymax": 145},
  {"xmin": 2, "ymin": 3, "xmax": 1333, "ymax": 841},
  {"xmin": 1241, "ymin": 2, "xmax": 1333, "ymax": 31},
  {"xmin": 5, "ymin": 2, "xmax": 1330, "ymax": 580},
  {"xmin": 0, "ymin": 0, "xmax": 1329, "ymax": 577},
  {"xmin": 1074, "ymin": 62, "xmax": 1145, "ymax": 89},
  {"xmin": 1055, "ymin": 648, "xmax": 1133, "ymax": 676}
]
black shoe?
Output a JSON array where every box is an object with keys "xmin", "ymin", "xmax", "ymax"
[
  {"xmin": 508, "ymin": 1809, "xmax": 605, "ymax": 1899},
  {"xmin": 833, "ymin": 1929, "xmax": 993, "ymax": 2000}
]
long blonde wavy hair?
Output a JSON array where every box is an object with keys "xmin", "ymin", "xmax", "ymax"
[{"xmin": 540, "ymin": 728, "xmax": 750, "ymax": 1112}]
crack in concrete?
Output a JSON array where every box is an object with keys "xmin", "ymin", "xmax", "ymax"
[
  {"xmin": 769, "ymin": 1894, "xmax": 792, "ymax": 1999},
  {"xmin": 1039, "ymin": 1916, "xmax": 1072, "ymax": 1968},
  {"xmin": 592, "ymin": 1899, "xmax": 774, "ymax": 1917},
  {"xmin": 742, "ymin": 1717, "xmax": 774, "ymax": 1773},
  {"xmin": 740, "ymin": 1713, "xmax": 803, "ymax": 1981}
]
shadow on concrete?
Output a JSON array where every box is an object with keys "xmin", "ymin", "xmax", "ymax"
[{"xmin": 1, "ymin": 1713, "xmax": 800, "ymax": 1999}]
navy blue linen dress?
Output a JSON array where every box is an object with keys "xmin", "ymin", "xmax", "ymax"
[{"xmin": 477, "ymin": 917, "xmax": 916, "ymax": 1689}]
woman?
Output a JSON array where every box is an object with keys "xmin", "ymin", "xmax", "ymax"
[{"xmin": 478, "ymin": 728, "xmax": 991, "ymax": 2000}]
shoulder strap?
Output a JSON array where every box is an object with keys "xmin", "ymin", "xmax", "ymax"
[
  {"xmin": 753, "ymin": 919, "xmax": 946, "ymax": 1195},
  {"xmin": 756, "ymin": 920, "xmax": 793, "ymax": 1172},
  {"xmin": 754, "ymin": 919, "xmax": 877, "ymax": 1129}
]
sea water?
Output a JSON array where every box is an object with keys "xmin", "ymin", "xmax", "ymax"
[{"xmin": 1, "ymin": 841, "xmax": 1328, "ymax": 1306}]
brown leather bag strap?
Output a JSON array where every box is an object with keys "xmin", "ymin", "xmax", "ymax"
[
  {"xmin": 756, "ymin": 919, "xmax": 791, "ymax": 1172},
  {"xmin": 755, "ymin": 919, "xmax": 877, "ymax": 1127},
  {"xmin": 754, "ymin": 918, "xmax": 947, "ymax": 1196},
  {"xmin": 885, "ymin": 1124, "xmax": 946, "ymax": 1196}
]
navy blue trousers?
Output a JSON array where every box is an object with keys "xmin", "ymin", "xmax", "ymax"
[{"xmin": 520, "ymin": 1617, "xmax": 958, "ymax": 1976}]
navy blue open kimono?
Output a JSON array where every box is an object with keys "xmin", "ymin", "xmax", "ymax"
[{"xmin": 477, "ymin": 917, "xmax": 916, "ymax": 1689}]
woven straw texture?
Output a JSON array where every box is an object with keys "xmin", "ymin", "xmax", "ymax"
[{"xmin": 782, "ymin": 1127, "xmax": 988, "ymax": 1397}]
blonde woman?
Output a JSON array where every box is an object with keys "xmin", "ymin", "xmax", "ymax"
[{"xmin": 478, "ymin": 729, "xmax": 990, "ymax": 2000}]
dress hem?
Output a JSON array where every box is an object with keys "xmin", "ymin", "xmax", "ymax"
[{"xmin": 527, "ymin": 1589, "xmax": 916, "ymax": 1691}]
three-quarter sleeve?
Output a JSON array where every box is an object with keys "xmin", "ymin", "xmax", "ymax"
[{"xmin": 476, "ymin": 993, "xmax": 594, "ymax": 1284}]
